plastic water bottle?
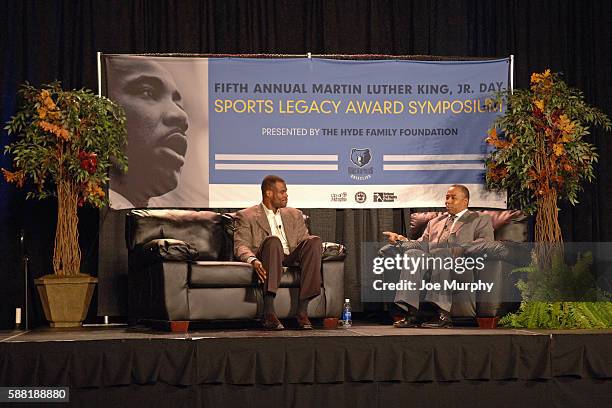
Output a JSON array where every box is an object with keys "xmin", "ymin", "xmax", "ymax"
[{"xmin": 341, "ymin": 298, "xmax": 352, "ymax": 328}]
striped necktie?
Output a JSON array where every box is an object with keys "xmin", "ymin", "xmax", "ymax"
[{"xmin": 438, "ymin": 214, "xmax": 456, "ymax": 243}]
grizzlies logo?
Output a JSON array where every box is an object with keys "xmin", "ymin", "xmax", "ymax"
[{"xmin": 350, "ymin": 148, "xmax": 371, "ymax": 168}]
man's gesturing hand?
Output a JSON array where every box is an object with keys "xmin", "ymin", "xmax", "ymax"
[
  {"xmin": 251, "ymin": 259, "xmax": 267, "ymax": 283},
  {"xmin": 382, "ymin": 231, "xmax": 406, "ymax": 243}
]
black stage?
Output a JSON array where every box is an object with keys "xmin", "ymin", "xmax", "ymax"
[{"xmin": 1, "ymin": 323, "xmax": 611, "ymax": 407}]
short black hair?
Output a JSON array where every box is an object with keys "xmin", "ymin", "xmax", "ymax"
[
  {"xmin": 261, "ymin": 175, "xmax": 285, "ymax": 195},
  {"xmin": 450, "ymin": 184, "xmax": 470, "ymax": 201}
]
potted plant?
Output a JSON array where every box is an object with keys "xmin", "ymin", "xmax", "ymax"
[
  {"xmin": 484, "ymin": 70, "xmax": 612, "ymax": 328},
  {"xmin": 3, "ymin": 81, "xmax": 127, "ymax": 327}
]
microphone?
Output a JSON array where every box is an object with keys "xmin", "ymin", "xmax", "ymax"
[
  {"xmin": 19, "ymin": 229, "xmax": 25, "ymax": 254},
  {"xmin": 19, "ymin": 229, "xmax": 29, "ymax": 260},
  {"xmin": 276, "ymin": 224, "xmax": 287, "ymax": 241}
]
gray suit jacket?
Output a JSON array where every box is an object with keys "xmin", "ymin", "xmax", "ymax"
[
  {"xmin": 419, "ymin": 210, "xmax": 494, "ymax": 249},
  {"xmin": 234, "ymin": 204, "xmax": 310, "ymax": 263}
]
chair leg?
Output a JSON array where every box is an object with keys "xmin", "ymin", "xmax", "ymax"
[{"xmin": 169, "ymin": 321, "xmax": 190, "ymax": 332}]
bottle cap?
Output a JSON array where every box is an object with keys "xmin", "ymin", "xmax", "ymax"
[{"xmin": 344, "ymin": 298, "xmax": 350, "ymax": 303}]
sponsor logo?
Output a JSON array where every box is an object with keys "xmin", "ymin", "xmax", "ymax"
[
  {"xmin": 373, "ymin": 192, "xmax": 397, "ymax": 203},
  {"xmin": 349, "ymin": 148, "xmax": 374, "ymax": 181},
  {"xmin": 355, "ymin": 191, "xmax": 367, "ymax": 203},
  {"xmin": 331, "ymin": 192, "xmax": 348, "ymax": 202}
]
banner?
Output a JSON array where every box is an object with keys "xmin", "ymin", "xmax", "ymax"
[{"xmin": 103, "ymin": 55, "xmax": 509, "ymax": 209}]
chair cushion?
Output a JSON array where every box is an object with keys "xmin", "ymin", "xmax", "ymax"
[
  {"xmin": 188, "ymin": 262, "xmax": 305, "ymax": 288},
  {"xmin": 189, "ymin": 261, "xmax": 255, "ymax": 287}
]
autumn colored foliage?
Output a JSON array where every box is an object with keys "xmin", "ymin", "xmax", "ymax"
[
  {"xmin": 485, "ymin": 70, "xmax": 610, "ymax": 243},
  {"xmin": 3, "ymin": 82, "xmax": 128, "ymax": 208},
  {"xmin": 3, "ymin": 82, "xmax": 128, "ymax": 276}
]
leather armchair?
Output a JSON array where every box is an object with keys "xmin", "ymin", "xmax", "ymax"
[
  {"xmin": 409, "ymin": 210, "xmax": 529, "ymax": 318},
  {"xmin": 125, "ymin": 209, "xmax": 345, "ymax": 329}
]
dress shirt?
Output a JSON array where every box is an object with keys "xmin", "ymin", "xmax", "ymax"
[
  {"xmin": 263, "ymin": 204, "xmax": 290, "ymax": 255},
  {"xmin": 449, "ymin": 208, "xmax": 468, "ymax": 233}
]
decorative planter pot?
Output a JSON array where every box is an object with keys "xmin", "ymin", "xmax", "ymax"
[
  {"xmin": 323, "ymin": 317, "xmax": 339, "ymax": 329},
  {"xmin": 477, "ymin": 317, "xmax": 500, "ymax": 329},
  {"xmin": 35, "ymin": 274, "xmax": 97, "ymax": 327}
]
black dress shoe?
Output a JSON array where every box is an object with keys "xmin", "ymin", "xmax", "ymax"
[
  {"xmin": 296, "ymin": 313, "xmax": 313, "ymax": 330},
  {"xmin": 262, "ymin": 313, "xmax": 285, "ymax": 331},
  {"xmin": 393, "ymin": 316, "xmax": 420, "ymax": 328},
  {"xmin": 421, "ymin": 310, "xmax": 453, "ymax": 328}
]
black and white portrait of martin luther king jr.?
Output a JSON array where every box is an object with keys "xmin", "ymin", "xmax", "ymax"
[{"xmin": 107, "ymin": 57, "xmax": 190, "ymax": 208}]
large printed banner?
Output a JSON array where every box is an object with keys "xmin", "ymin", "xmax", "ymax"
[{"xmin": 103, "ymin": 55, "xmax": 509, "ymax": 209}]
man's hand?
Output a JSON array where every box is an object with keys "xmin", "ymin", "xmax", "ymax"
[
  {"xmin": 251, "ymin": 259, "xmax": 267, "ymax": 283},
  {"xmin": 383, "ymin": 231, "xmax": 406, "ymax": 243}
]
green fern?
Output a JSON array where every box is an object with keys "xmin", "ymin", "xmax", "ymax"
[
  {"xmin": 499, "ymin": 252, "xmax": 612, "ymax": 329},
  {"xmin": 500, "ymin": 300, "xmax": 612, "ymax": 329}
]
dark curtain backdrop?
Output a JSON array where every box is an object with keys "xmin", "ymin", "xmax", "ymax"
[{"xmin": 1, "ymin": 0, "xmax": 611, "ymax": 327}]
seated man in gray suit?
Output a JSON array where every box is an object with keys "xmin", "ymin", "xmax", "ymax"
[
  {"xmin": 234, "ymin": 175, "xmax": 322, "ymax": 331},
  {"xmin": 382, "ymin": 184, "xmax": 494, "ymax": 328}
]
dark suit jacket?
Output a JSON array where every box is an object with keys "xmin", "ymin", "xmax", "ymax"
[
  {"xmin": 419, "ymin": 210, "xmax": 494, "ymax": 249},
  {"xmin": 234, "ymin": 204, "xmax": 310, "ymax": 263}
]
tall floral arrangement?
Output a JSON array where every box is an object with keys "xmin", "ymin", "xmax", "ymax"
[
  {"xmin": 485, "ymin": 70, "xmax": 610, "ymax": 247},
  {"xmin": 3, "ymin": 82, "xmax": 127, "ymax": 276},
  {"xmin": 485, "ymin": 71, "xmax": 612, "ymax": 329}
]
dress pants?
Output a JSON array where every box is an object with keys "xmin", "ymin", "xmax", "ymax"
[
  {"xmin": 392, "ymin": 247, "xmax": 455, "ymax": 313},
  {"xmin": 257, "ymin": 235, "xmax": 322, "ymax": 300}
]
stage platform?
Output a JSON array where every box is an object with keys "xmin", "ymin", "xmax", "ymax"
[{"xmin": 1, "ymin": 323, "xmax": 611, "ymax": 407}]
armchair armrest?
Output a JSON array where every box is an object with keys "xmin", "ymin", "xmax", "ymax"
[
  {"xmin": 134, "ymin": 239, "xmax": 199, "ymax": 264},
  {"xmin": 464, "ymin": 240, "xmax": 530, "ymax": 264},
  {"xmin": 322, "ymin": 242, "xmax": 347, "ymax": 261}
]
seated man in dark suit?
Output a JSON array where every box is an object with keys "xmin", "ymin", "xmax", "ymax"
[
  {"xmin": 382, "ymin": 184, "xmax": 494, "ymax": 328},
  {"xmin": 234, "ymin": 175, "xmax": 322, "ymax": 330}
]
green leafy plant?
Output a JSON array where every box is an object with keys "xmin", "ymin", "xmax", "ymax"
[
  {"xmin": 485, "ymin": 70, "xmax": 610, "ymax": 244},
  {"xmin": 484, "ymin": 70, "xmax": 612, "ymax": 328},
  {"xmin": 500, "ymin": 301, "xmax": 612, "ymax": 329},
  {"xmin": 3, "ymin": 81, "xmax": 128, "ymax": 276},
  {"xmin": 512, "ymin": 252, "xmax": 604, "ymax": 301},
  {"xmin": 500, "ymin": 251, "xmax": 612, "ymax": 328}
]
